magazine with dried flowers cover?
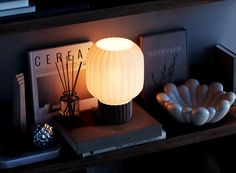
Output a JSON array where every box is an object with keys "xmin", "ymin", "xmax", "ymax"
[
  {"xmin": 139, "ymin": 29, "xmax": 188, "ymax": 100},
  {"xmin": 28, "ymin": 41, "xmax": 96, "ymax": 123}
]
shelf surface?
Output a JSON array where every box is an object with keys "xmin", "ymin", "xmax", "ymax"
[
  {"xmin": 0, "ymin": 0, "xmax": 223, "ymax": 35},
  {"xmin": 0, "ymin": 0, "xmax": 228, "ymax": 172},
  {"xmin": 7, "ymin": 103, "xmax": 236, "ymax": 173}
]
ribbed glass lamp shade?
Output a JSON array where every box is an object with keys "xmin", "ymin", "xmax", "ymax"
[{"xmin": 86, "ymin": 37, "xmax": 144, "ymax": 124}]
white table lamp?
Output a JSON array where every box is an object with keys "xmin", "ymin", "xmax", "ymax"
[{"xmin": 86, "ymin": 37, "xmax": 144, "ymax": 124}]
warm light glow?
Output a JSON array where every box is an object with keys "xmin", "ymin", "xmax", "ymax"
[
  {"xmin": 86, "ymin": 37, "xmax": 144, "ymax": 106},
  {"xmin": 96, "ymin": 37, "xmax": 134, "ymax": 51}
]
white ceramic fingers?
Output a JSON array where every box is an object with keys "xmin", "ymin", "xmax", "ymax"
[{"xmin": 156, "ymin": 79, "xmax": 236, "ymax": 126}]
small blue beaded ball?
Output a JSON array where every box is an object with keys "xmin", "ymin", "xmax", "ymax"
[{"xmin": 32, "ymin": 123, "xmax": 54, "ymax": 149}]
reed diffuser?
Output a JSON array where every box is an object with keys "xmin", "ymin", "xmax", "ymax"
[{"xmin": 55, "ymin": 57, "xmax": 82, "ymax": 117}]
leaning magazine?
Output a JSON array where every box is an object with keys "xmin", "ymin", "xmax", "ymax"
[
  {"xmin": 28, "ymin": 41, "xmax": 95, "ymax": 123},
  {"xmin": 139, "ymin": 29, "xmax": 188, "ymax": 101}
]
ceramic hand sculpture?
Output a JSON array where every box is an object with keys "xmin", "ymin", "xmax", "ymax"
[{"xmin": 156, "ymin": 79, "xmax": 236, "ymax": 126}]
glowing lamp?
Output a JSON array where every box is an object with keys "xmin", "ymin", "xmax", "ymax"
[{"xmin": 86, "ymin": 37, "xmax": 144, "ymax": 124}]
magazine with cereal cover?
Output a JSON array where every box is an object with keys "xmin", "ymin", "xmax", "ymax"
[{"xmin": 28, "ymin": 41, "xmax": 96, "ymax": 123}]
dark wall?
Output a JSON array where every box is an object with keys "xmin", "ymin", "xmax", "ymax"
[{"xmin": 0, "ymin": 0, "xmax": 235, "ymax": 101}]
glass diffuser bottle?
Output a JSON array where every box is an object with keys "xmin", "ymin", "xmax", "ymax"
[
  {"xmin": 60, "ymin": 90, "xmax": 79, "ymax": 116},
  {"xmin": 55, "ymin": 57, "xmax": 83, "ymax": 117}
]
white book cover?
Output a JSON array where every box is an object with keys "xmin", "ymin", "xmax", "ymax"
[
  {"xmin": 0, "ymin": 0, "xmax": 29, "ymax": 11},
  {"xmin": 28, "ymin": 41, "xmax": 95, "ymax": 123}
]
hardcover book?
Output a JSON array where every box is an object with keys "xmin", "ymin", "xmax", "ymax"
[
  {"xmin": 0, "ymin": 0, "xmax": 29, "ymax": 11},
  {"xmin": 12, "ymin": 73, "xmax": 26, "ymax": 130},
  {"xmin": 0, "ymin": 129, "xmax": 60, "ymax": 169},
  {"xmin": 28, "ymin": 41, "xmax": 95, "ymax": 123},
  {"xmin": 82, "ymin": 129, "xmax": 166, "ymax": 157},
  {"xmin": 213, "ymin": 44, "xmax": 236, "ymax": 104},
  {"xmin": 0, "ymin": 5, "xmax": 35, "ymax": 17},
  {"xmin": 53, "ymin": 102, "xmax": 164, "ymax": 156},
  {"xmin": 139, "ymin": 29, "xmax": 188, "ymax": 100}
]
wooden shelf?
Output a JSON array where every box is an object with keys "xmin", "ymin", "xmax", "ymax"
[
  {"xmin": 8, "ymin": 104, "xmax": 236, "ymax": 173},
  {"xmin": 0, "ymin": 1, "xmax": 229, "ymax": 172},
  {"xmin": 0, "ymin": 0, "xmax": 223, "ymax": 35}
]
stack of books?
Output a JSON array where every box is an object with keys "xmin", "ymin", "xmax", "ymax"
[
  {"xmin": 0, "ymin": 0, "xmax": 35, "ymax": 17},
  {"xmin": 53, "ymin": 102, "xmax": 166, "ymax": 157}
]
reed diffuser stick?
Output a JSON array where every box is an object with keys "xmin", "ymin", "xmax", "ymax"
[
  {"xmin": 72, "ymin": 61, "xmax": 82, "ymax": 92},
  {"xmin": 55, "ymin": 62, "xmax": 66, "ymax": 91},
  {"xmin": 72, "ymin": 56, "xmax": 74, "ymax": 93},
  {"xmin": 60, "ymin": 59, "xmax": 67, "ymax": 92},
  {"xmin": 66, "ymin": 58, "xmax": 70, "ymax": 95},
  {"xmin": 56, "ymin": 58, "xmax": 80, "ymax": 117}
]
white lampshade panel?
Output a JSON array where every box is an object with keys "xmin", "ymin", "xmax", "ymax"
[{"xmin": 86, "ymin": 37, "xmax": 144, "ymax": 106}]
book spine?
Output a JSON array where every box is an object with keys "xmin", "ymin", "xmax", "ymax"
[
  {"xmin": 12, "ymin": 74, "xmax": 20, "ymax": 129},
  {"xmin": 213, "ymin": 44, "xmax": 236, "ymax": 105},
  {"xmin": 0, "ymin": 0, "xmax": 29, "ymax": 11},
  {"xmin": 76, "ymin": 124, "xmax": 162, "ymax": 154},
  {"xmin": 28, "ymin": 51, "xmax": 40, "ymax": 123},
  {"xmin": 0, "ymin": 6, "xmax": 35, "ymax": 17},
  {"xmin": 82, "ymin": 130, "xmax": 166, "ymax": 157},
  {"xmin": 52, "ymin": 121, "xmax": 77, "ymax": 151},
  {"xmin": 18, "ymin": 75, "xmax": 27, "ymax": 130}
]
